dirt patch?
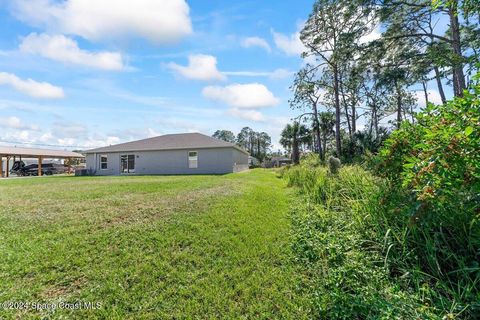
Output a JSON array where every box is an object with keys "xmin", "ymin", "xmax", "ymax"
[
  {"xmin": 100, "ymin": 183, "xmax": 242, "ymax": 228},
  {"xmin": 40, "ymin": 276, "xmax": 87, "ymax": 299}
]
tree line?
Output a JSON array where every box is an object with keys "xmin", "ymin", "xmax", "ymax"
[
  {"xmin": 283, "ymin": 0, "xmax": 479, "ymax": 163},
  {"xmin": 212, "ymin": 128, "xmax": 272, "ymax": 161}
]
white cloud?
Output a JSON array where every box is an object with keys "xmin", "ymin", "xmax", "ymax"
[
  {"xmin": 52, "ymin": 121, "xmax": 87, "ymax": 138},
  {"xmin": 0, "ymin": 72, "xmax": 64, "ymax": 99},
  {"xmin": 11, "ymin": 0, "xmax": 192, "ymax": 44},
  {"xmin": 82, "ymin": 136, "xmax": 121, "ymax": 149},
  {"xmin": 20, "ymin": 33, "xmax": 124, "ymax": 71},
  {"xmin": 38, "ymin": 132, "xmax": 53, "ymax": 143},
  {"xmin": 270, "ymin": 68, "xmax": 294, "ymax": 80},
  {"xmin": 167, "ymin": 54, "xmax": 226, "ymax": 81},
  {"xmin": 359, "ymin": 24, "xmax": 382, "ymax": 44},
  {"xmin": 228, "ymin": 108, "xmax": 265, "ymax": 122},
  {"xmin": 223, "ymin": 68, "xmax": 293, "ymax": 80},
  {"xmin": 202, "ymin": 83, "xmax": 280, "ymax": 109},
  {"xmin": 241, "ymin": 37, "xmax": 271, "ymax": 52},
  {"xmin": 272, "ymin": 29, "xmax": 306, "ymax": 56},
  {"xmin": 414, "ymin": 89, "xmax": 443, "ymax": 107},
  {"xmin": 0, "ymin": 116, "xmax": 39, "ymax": 131},
  {"xmin": 147, "ymin": 128, "xmax": 161, "ymax": 137}
]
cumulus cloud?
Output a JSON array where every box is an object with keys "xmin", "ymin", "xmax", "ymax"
[
  {"xmin": 414, "ymin": 89, "xmax": 444, "ymax": 107},
  {"xmin": 0, "ymin": 116, "xmax": 39, "ymax": 131},
  {"xmin": 228, "ymin": 108, "xmax": 265, "ymax": 122},
  {"xmin": 11, "ymin": 0, "xmax": 192, "ymax": 44},
  {"xmin": 202, "ymin": 83, "xmax": 279, "ymax": 109},
  {"xmin": 0, "ymin": 72, "xmax": 64, "ymax": 99},
  {"xmin": 20, "ymin": 33, "xmax": 125, "ymax": 71},
  {"xmin": 241, "ymin": 37, "xmax": 271, "ymax": 52},
  {"xmin": 272, "ymin": 29, "xmax": 306, "ymax": 56},
  {"xmin": 167, "ymin": 54, "xmax": 226, "ymax": 81}
]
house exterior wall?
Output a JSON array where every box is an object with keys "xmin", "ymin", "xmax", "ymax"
[
  {"xmin": 232, "ymin": 149, "xmax": 249, "ymax": 172},
  {"xmin": 85, "ymin": 147, "xmax": 248, "ymax": 176}
]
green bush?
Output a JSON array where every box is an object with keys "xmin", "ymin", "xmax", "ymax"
[
  {"xmin": 300, "ymin": 152, "xmax": 323, "ymax": 167},
  {"xmin": 285, "ymin": 165, "xmax": 438, "ymax": 318},
  {"xmin": 373, "ymin": 82, "xmax": 480, "ymax": 318},
  {"xmin": 285, "ymin": 79, "xmax": 479, "ymax": 318},
  {"xmin": 327, "ymin": 156, "xmax": 341, "ymax": 175}
]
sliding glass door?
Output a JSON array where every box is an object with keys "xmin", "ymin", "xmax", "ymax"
[{"xmin": 120, "ymin": 154, "xmax": 135, "ymax": 174}]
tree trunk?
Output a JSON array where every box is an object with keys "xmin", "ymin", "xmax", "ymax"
[
  {"xmin": 449, "ymin": 0, "xmax": 466, "ymax": 97},
  {"xmin": 339, "ymin": 79, "xmax": 352, "ymax": 138},
  {"xmin": 395, "ymin": 80, "xmax": 402, "ymax": 129},
  {"xmin": 351, "ymin": 104, "xmax": 356, "ymax": 134},
  {"xmin": 333, "ymin": 64, "xmax": 342, "ymax": 156},
  {"xmin": 322, "ymin": 133, "xmax": 327, "ymax": 158},
  {"xmin": 292, "ymin": 131, "xmax": 299, "ymax": 165},
  {"xmin": 422, "ymin": 81, "xmax": 429, "ymax": 106},
  {"xmin": 312, "ymin": 103, "xmax": 324, "ymax": 160},
  {"xmin": 433, "ymin": 66, "xmax": 447, "ymax": 104},
  {"xmin": 251, "ymin": 137, "xmax": 254, "ymax": 156},
  {"xmin": 311, "ymin": 131, "xmax": 316, "ymax": 152},
  {"xmin": 372, "ymin": 102, "xmax": 378, "ymax": 138},
  {"xmin": 410, "ymin": 104, "xmax": 416, "ymax": 123}
]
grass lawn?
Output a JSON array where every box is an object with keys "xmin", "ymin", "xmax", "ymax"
[{"xmin": 0, "ymin": 170, "xmax": 310, "ymax": 319}]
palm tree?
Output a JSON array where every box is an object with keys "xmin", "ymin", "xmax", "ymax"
[
  {"xmin": 280, "ymin": 122, "xmax": 311, "ymax": 164},
  {"xmin": 318, "ymin": 112, "xmax": 335, "ymax": 156}
]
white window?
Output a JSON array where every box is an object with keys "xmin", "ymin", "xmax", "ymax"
[
  {"xmin": 188, "ymin": 151, "xmax": 198, "ymax": 169},
  {"xmin": 100, "ymin": 155, "xmax": 108, "ymax": 170}
]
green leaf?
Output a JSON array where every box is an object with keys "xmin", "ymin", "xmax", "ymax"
[
  {"xmin": 464, "ymin": 126, "xmax": 473, "ymax": 137},
  {"xmin": 403, "ymin": 163, "xmax": 415, "ymax": 169}
]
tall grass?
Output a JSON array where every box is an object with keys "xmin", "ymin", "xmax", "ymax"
[{"xmin": 282, "ymin": 164, "xmax": 479, "ymax": 319}]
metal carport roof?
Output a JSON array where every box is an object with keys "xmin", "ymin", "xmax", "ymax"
[
  {"xmin": 0, "ymin": 146, "xmax": 84, "ymax": 178},
  {"xmin": 0, "ymin": 146, "xmax": 84, "ymax": 158}
]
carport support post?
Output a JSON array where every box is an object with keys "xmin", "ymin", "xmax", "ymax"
[
  {"xmin": 38, "ymin": 156, "xmax": 43, "ymax": 176},
  {"xmin": 0, "ymin": 156, "xmax": 3, "ymax": 178},
  {"xmin": 5, "ymin": 156, "xmax": 9, "ymax": 178},
  {"xmin": 67, "ymin": 157, "xmax": 71, "ymax": 174}
]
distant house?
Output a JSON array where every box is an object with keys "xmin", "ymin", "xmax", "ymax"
[
  {"xmin": 265, "ymin": 156, "xmax": 292, "ymax": 168},
  {"xmin": 84, "ymin": 133, "xmax": 249, "ymax": 175},
  {"xmin": 248, "ymin": 156, "xmax": 259, "ymax": 167}
]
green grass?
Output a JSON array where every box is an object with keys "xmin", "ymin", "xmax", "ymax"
[
  {"xmin": 0, "ymin": 170, "xmax": 311, "ymax": 319},
  {"xmin": 282, "ymin": 164, "xmax": 479, "ymax": 319}
]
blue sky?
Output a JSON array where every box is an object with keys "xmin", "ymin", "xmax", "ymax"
[
  {"xmin": 0, "ymin": 0, "xmax": 450, "ymax": 152},
  {"xmin": 0, "ymin": 0, "xmax": 317, "ymax": 151}
]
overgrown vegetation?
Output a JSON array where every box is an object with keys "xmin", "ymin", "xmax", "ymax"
[{"xmin": 282, "ymin": 83, "xmax": 480, "ymax": 318}]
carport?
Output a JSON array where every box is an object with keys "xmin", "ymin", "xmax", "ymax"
[{"xmin": 0, "ymin": 146, "xmax": 84, "ymax": 178}]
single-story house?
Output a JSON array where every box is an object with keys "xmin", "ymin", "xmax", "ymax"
[
  {"xmin": 264, "ymin": 156, "xmax": 292, "ymax": 168},
  {"xmin": 84, "ymin": 133, "xmax": 249, "ymax": 175}
]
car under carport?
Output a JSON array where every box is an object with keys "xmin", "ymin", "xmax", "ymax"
[{"xmin": 0, "ymin": 146, "xmax": 84, "ymax": 178}]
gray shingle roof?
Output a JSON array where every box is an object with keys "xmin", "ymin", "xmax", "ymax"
[{"xmin": 84, "ymin": 133, "xmax": 248, "ymax": 154}]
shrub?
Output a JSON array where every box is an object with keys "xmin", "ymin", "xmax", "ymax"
[
  {"xmin": 373, "ymin": 80, "xmax": 480, "ymax": 318},
  {"xmin": 300, "ymin": 152, "xmax": 322, "ymax": 167},
  {"xmin": 327, "ymin": 156, "xmax": 341, "ymax": 175},
  {"xmin": 285, "ymin": 79, "xmax": 479, "ymax": 318},
  {"xmin": 287, "ymin": 165, "xmax": 434, "ymax": 318}
]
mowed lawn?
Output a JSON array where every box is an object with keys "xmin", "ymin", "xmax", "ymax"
[{"xmin": 0, "ymin": 170, "xmax": 310, "ymax": 319}]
